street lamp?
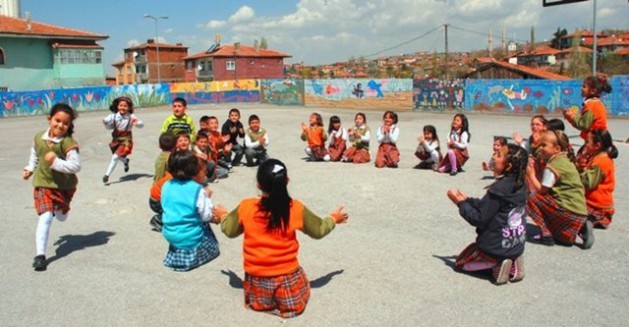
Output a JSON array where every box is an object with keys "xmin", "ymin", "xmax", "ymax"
[{"xmin": 143, "ymin": 14, "xmax": 168, "ymax": 83}]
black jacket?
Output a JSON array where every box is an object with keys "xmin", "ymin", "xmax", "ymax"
[
  {"xmin": 458, "ymin": 175, "xmax": 526, "ymax": 260},
  {"xmin": 221, "ymin": 120, "xmax": 245, "ymax": 145}
]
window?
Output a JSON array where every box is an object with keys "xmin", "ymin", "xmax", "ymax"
[
  {"xmin": 58, "ymin": 49, "xmax": 103, "ymax": 64},
  {"xmin": 186, "ymin": 61, "xmax": 193, "ymax": 71},
  {"xmin": 0, "ymin": 48, "xmax": 5, "ymax": 65},
  {"xmin": 226, "ymin": 59, "xmax": 235, "ymax": 71}
]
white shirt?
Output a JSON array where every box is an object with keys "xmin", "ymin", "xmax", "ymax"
[
  {"xmin": 448, "ymin": 130, "xmax": 469, "ymax": 149},
  {"xmin": 103, "ymin": 112, "xmax": 144, "ymax": 131},
  {"xmin": 25, "ymin": 128, "xmax": 81, "ymax": 174},
  {"xmin": 420, "ymin": 139, "xmax": 440, "ymax": 153},
  {"xmin": 328, "ymin": 128, "xmax": 348, "ymax": 142},
  {"xmin": 196, "ymin": 190, "xmax": 214, "ymax": 222},
  {"xmin": 245, "ymin": 130, "xmax": 269, "ymax": 149},
  {"xmin": 377, "ymin": 124, "xmax": 399, "ymax": 144}
]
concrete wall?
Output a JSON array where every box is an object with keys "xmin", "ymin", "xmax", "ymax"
[{"xmin": 0, "ymin": 38, "xmax": 54, "ymax": 91}]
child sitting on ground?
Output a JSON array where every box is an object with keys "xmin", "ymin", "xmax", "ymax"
[
  {"xmin": 448, "ymin": 144, "xmax": 528, "ymax": 285},
  {"xmin": 342, "ymin": 112, "xmax": 371, "ymax": 164},
  {"xmin": 244, "ymin": 115, "xmax": 269, "ymax": 166},
  {"xmin": 327, "ymin": 115, "xmax": 347, "ymax": 162},
  {"xmin": 414, "ymin": 124, "xmax": 442, "ymax": 170},
  {"xmin": 301, "ymin": 112, "xmax": 330, "ymax": 162},
  {"xmin": 375, "ymin": 111, "xmax": 400, "ymax": 168},
  {"xmin": 149, "ymin": 133, "xmax": 177, "ymax": 231},
  {"xmin": 438, "ymin": 113, "xmax": 470, "ymax": 176},
  {"xmin": 482, "ymin": 136, "xmax": 508, "ymax": 171}
]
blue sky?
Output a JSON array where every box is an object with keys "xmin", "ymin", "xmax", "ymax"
[{"xmin": 20, "ymin": 0, "xmax": 629, "ymax": 76}]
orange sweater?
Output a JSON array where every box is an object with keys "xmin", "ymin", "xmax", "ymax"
[
  {"xmin": 304, "ymin": 126, "xmax": 326, "ymax": 148},
  {"xmin": 583, "ymin": 153, "xmax": 615, "ymax": 209},
  {"xmin": 580, "ymin": 98, "xmax": 608, "ymax": 140},
  {"xmin": 150, "ymin": 172, "xmax": 172, "ymax": 200}
]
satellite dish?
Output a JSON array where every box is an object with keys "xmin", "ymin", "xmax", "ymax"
[
  {"xmin": 133, "ymin": 51, "xmax": 138, "ymax": 57},
  {"xmin": 197, "ymin": 64, "xmax": 203, "ymax": 70}
]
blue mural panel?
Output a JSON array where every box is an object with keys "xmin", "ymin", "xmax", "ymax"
[
  {"xmin": 260, "ymin": 79, "xmax": 304, "ymax": 106},
  {"xmin": 170, "ymin": 90, "xmax": 260, "ymax": 105},
  {"xmin": 413, "ymin": 78, "xmax": 466, "ymax": 111},
  {"xmin": 304, "ymin": 78, "xmax": 412, "ymax": 101},
  {"xmin": 610, "ymin": 76, "xmax": 629, "ymax": 116}
]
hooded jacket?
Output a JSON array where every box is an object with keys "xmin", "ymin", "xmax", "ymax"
[{"xmin": 458, "ymin": 175, "xmax": 526, "ymax": 260}]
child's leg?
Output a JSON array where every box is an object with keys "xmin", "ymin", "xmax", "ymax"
[
  {"xmin": 275, "ymin": 267, "xmax": 310, "ymax": 318},
  {"xmin": 304, "ymin": 147, "xmax": 314, "ymax": 160},
  {"xmin": 244, "ymin": 148, "xmax": 255, "ymax": 166},
  {"xmin": 104, "ymin": 154, "xmax": 119, "ymax": 177},
  {"xmin": 35, "ymin": 212, "xmax": 54, "ymax": 256},
  {"xmin": 447, "ymin": 150, "xmax": 458, "ymax": 173},
  {"xmin": 232, "ymin": 144, "xmax": 244, "ymax": 165},
  {"xmin": 429, "ymin": 150, "xmax": 440, "ymax": 166},
  {"xmin": 244, "ymin": 274, "xmax": 279, "ymax": 313}
]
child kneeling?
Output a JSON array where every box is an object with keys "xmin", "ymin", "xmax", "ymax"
[
  {"xmin": 161, "ymin": 150, "xmax": 220, "ymax": 271},
  {"xmin": 447, "ymin": 144, "xmax": 528, "ymax": 285}
]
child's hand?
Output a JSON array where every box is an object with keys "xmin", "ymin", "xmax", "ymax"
[
  {"xmin": 300, "ymin": 121, "xmax": 308, "ymax": 132},
  {"xmin": 330, "ymin": 205, "xmax": 349, "ymax": 224},
  {"xmin": 22, "ymin": 169, "xmax": 33, "ymax": 180},
  {"xmin": 417, "ymin": 135, "xmax": 424, "ymax": 143},
  {"xmin": 238, "ymin": 127, "xmax": 245, "ymax": 134},
  {"xmin": 512, "ymin": 132, "xmax": 523, "ymax": 145},
  {"xmin": 447, "ymin": 140, "xmax": 455, "ymax": 148},
  {"xmin": 259, "ymin": 135, "xmax": 266, "ymax": 144},
  {"xmin": 526, "ymin": 164, "xmax": 536, "ymax": 180},
  {"xmin": 195, "ymin": 152, "xmax": 208, "ymax": 161},
  {"xmin": 131, "ymin": 118, "xmax": 138, "ymax": 126},
  {"xmin": 481, "ymin": 162, "xmax": 489, "ymax": 171},
  {"xmin": 212, "ymin": 204, "xmax": 228, "ymax": 223},
  {"xmin": 230, "ymin": 126, "xmax": 237, "ymax": 133},
  {"xmin": 44, "ymin": 151, "xmax": 57, "ymax": 165},
  {"xmin": 225, "ymin": 143, "xmax": 233, "ymax": 152},
  {"xmin": 446, "ymin": 189, "xmax": 467, "ymax": 204}
]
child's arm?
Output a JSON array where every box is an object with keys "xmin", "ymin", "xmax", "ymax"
[
  {"xmin": 196, "ymin": 187, "xmax": 214, "ymax": 222},
  {"xmin": 103, "ymin": 113, "xmax": 115, "ymax": 129},
  {"xmin": 23, "ymin": 142, "xmax": 38, "ymax": 180},
  {"xmin": 302, "ymin": 205, "xmax": 348, "ymax": 239},
  {"xmin": 360, "ymin": 129, "xmax": 370, "ymax": 143},
  {"xmin": 376, "ymin": 126, "xmax": 385, "ymax": 143},
  {"xmin": 447, "ymin": 189, "xmax": 498, "ymax": 227},
  {"xmin": 244, "ymin": 133, "xmax": 258, "ymax": 149},
  {"xmin": 453, "ymin": 131, "xmax": 469, "ymax": 149},
  {"xmin": 300, "ymin": 122, "xmax": 308, "ymax": 141},
  {"xmin": 580, "ymin": 164, "xmax": 604, "ymax": 191},
  {"xmin": 48, "ymin": 148, "xmax": 81, "ymax": 174},
  {"xmin": 568, "ymin": 109, "xmax": 594, "ymax": 132},
  {"xmin": 527, "ymin": 165, "xmax": 553, "ymax": 195},
  {"xmin": 216, "ymin": 205, "xmax": 244, "ymax": 237},
  {"xmin": 131, "ymin": 114, "xmax": 144, "ymax": 129},
  {"xmin": 261, "ymin": 132, "xmax": 269, "ymax": 147},
  {"xmin": 389, "ymin": 126, "xmax": 399, "ymax": 143}
]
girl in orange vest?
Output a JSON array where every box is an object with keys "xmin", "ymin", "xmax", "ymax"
[
  {"xmin": 301, "ymin": 112, "xmax": 330, "ymax": 161},
  {"xmin": 214, "ymin": 159, "xmax": 348, "ymax": 318},
  {"xmin": 564, "ymin": 75, "xmax": 611, "ymax": 143},
  {"xmin": 579, "ymin": 129, "xmax": 617, "ymax": 229}
]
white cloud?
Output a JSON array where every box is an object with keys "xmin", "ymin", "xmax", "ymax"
[
  {"xmin": 127, "ymin": 39, "xmax": 140, "ymax": 47},
  {"xmin": 206, "ymin": 20, "xmax": 226, "ymax": 29},
  {"xmin": 228, "ymin": 5, "xmax": 255, "ymax": 23},
  {"xmin": 164, "ymin": 28, "xmax": 174, "ymax": 34}
]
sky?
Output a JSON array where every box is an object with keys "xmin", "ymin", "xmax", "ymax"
[{"xmin": 20, "ymin": 0, "xmax": 629, "ymax": 76}]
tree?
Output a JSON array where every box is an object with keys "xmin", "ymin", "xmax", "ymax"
[
  {"xmin": 551, "ymin": 27, "xmax": 568, "ymax": 49},
  {"xmin": 567, "ymin": 33, "xmax": 591, "ymax": 79},
  {"xmin": 259, "ymin": 37, "xmax": 268, "ymax": 49}
]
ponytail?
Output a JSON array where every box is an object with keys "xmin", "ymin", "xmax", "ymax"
[{"xmin": 257, "ymin": 159, "xmax": 292, "ymax": 232}]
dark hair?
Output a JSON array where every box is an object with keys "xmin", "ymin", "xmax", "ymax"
[
  {"xmin": 505, "ymin": 144, "xmax": 528, "ymax": 186},
  {"xmin": 328, "ymin": 115, "xmax": 341, "ymax": 134},
  {"xmin": 109, "ymin": 96, "xmax": 134, "ymax": 114},
  {"xmin": 208, "ymin": 116, "xmax": 218, "ymax": 123},
  {"xmin": 229, "ymin": 108, "xmax": 241, "ymax": 117},
  {"xmin": 452, "ymin": 113, "xmax": 471, "ymax": 142},
  {"xmin": 383, "ymin": 110, "xmax": 398, "ymax": 124},
  {"xmin": 590, "ymin": 129, "xmax": 618, "ymax": 159},
  {"xmin": 49, "ymin": 103, "xmax": 77, "ymax": 137},
  {"xmin": 196, "ymin": 130, "xmax": 209, "ymax": 141},
  {"xmin": 583, "ymin": 75, "xmax": 612, "ymax": 98},
  {"xmin": 547, "ymin": 118, "xmax": 565, "ymax": 132},
  {"xmin": 158, "ymin": 133, "xmax": 176, "ymax": 151},
  {"xmin": 176, "ymin": 131, "xmax": 190, "ymax": 141},
  {"xmin": 249, "ymin": 114, "xmax": 260, "ymax": 123},
  {"xmin": 168, "ymin": 150, "xmax": 199, "ymax": 180},
  {"xmin": 310, "ymin": 112, "xmax": 324, "ymax": 127},
  {"xmin": 493, "ymin": 136, "xmax": 507, "ymax": 146},
  {"xmin": 423, "ymin": 125, "xmax": 439, "ymax": 142},
  {"xmin": 548, "ymin": 130, "xmax": 577, "ymax": 165},
  {"xmin": 172, "ymin": 97, "xmax": 187, "ymax": 107},
  {"xmin": 257, "ymin": 159, "xmax": 292, "ymax": 232},
  {"xmin": 199, "ymin": 115, "xmax": 211, "ymax": 124},
  {"xmin": 355, "ymin": 112, "xmax": 367, "ymax": 124}
]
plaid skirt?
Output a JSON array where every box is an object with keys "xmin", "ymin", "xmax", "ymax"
[
  {"xmin": 163, "ymin": 229, "xmax": 220, "ymax": 272},
  {"xmin": 309, "ymin": 146, "xmax": 329, "ymax": 161},
  {"xmin": 343, "ymin": 146, "xmax": 370, "ymax": 164},
  {"xmin": 455, "ymin": 243, "xmax": 498, "ymax": 269},
  {"xmin": 34, "ymin": 187, "xmax": 76, "ymax": 215},
  {"xmin": 438, "ymin": 148, "xmax": 469, "ymax": 171},
  {"xmin": 375, "ymin": 143, "xmax": 400, "ymax": 168},
  {"xmin": 587, "ymin": 205, "xmax": 614, "ymax": 229},
  {"xmin": 244, "ymin": 267, "xmax": 310, "ymax": 318},
  {"xmin": 328, "ymin": 138, "xmax": 347, "ymax": 162},
  {"xmin": 527, "ymin": 192, "xmax": 587, "ymax": 244},
  {"xmin": 109, "ymin": 138, "xmax": 133, "ymax": 156}
]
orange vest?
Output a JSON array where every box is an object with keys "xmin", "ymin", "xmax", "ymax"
[
  {"xmin": 306, "ymin": 126, "xmax": 325, "ymax": 148},
  {"xmin": 580, "ymin": 98, "xmax": 608, "ymax": 140},
  {"xmin": 238, "ymin": 198, "xmax": 304, "ymax": 277},
  {"xmin": 150, "ymin": 172, "xmax": 172, "ymax": 200},
  {"xmin": 208, "ymin": 131, "xmax": 225, "ymax": 161},
  {"xmin": 585, "ymin": 153, "xmax": 615, "ymax": 209}
]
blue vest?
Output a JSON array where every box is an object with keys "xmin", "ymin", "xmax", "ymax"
[{"xmin": 161, "ymin": 179, "xmax": 205, "ymax": 249}]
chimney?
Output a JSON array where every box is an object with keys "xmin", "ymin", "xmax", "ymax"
[
  {"xmin": 148, "ymin": 39, "xmax": 155, "ymax": 44},
  {"xmin": 253, "ymin": 39, "xmax": 259, "ymax": 52},
  {"xmin": 176, "ymin": 43, "xmax": 182, "ymax": 46}
]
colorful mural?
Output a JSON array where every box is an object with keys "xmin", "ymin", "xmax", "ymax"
[
  {"xmin": 303, "ymin": 78, "xmax": 413, "ymax": 110},
  {"xmin": 413, "ymin": 79, "xmax": 466, "ymax": 111},
  {"xmin": 169, "ymin": 79, "xmax": 261, "ymax": 105},
  {"xmin": 610, "ymin": 75, "xmax": 629, "ymax": 116},
  {"xmin": 260, "ymin": 79, "xmax": 304, "ymax": 106}
]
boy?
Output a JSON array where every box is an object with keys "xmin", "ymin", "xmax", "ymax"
[
  {"xmin": 207, "ymin": 116, "xmax": 233, "ymax": 171},
  {"xmin": 149, "ymin": 133, "xmax": 176, "ymax": 231},
  {"xmin": 192, "ymin": 130, "xmax": 222, "ymax": 183},
  {"xmin": 199, "ymin": 115, "xmax": 211, "ymax": 133},
  {"xmin": 153, "ymin": 133, "xmax": 176, "ymax": 182},
  {"xmin": 161, "ymin": 97, "xmax": 196, "ymax": 141},
  {"xmin": 221, "ymin": 108, "xmax": 246, "ymax": 166},
  {"xmin": 244, "ymin": 114, "xmax": 269, "ymax": 166}
]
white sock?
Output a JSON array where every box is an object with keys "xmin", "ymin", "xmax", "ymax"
[
  {"xmin": 35, "ymin": 212, "xmax": 54, "ymax": 256},
  {"xmin": 105, "ymin": 154, "xmax": 119, "ymax": 176},
  {"xmin": 54, "ymin": 210, "xmax": 69, "ymax": 222}
]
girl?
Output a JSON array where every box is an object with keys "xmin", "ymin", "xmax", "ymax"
[
  {"xmin": 375, "ymin": 111, "xmax": 400, "ymax": 168},
  {"xmin": 342, "ymin": 112, "xmax": 371, "ymax": 164},
  {"xmin": 526, "ymin": 130, "xmax": 593, "ymax": 249},
  {"xmin": 438, "ymin": 113, "xmax": 470, "ymax": 176},
  {"xmin": 161, "ymin": 150, "xmax": 220, "ymax": 271},
  {"xmin": 102, "ymin": 97, "xmax": 143, "ymax": 184},
  {"xmin": 564, "ymin": 75, "xmax": 611, "ymax": 143},
  {"xmin": 482, "ymin": 136, "xmax": 507, "ymax": 171},
  {"xmin": 301, "ymin": 112, "xmax": 330, "ymax": 162},
  {"xmin": 213, "ymin": 159, "xmax": 348, "ymax": 318},
  {"xmin": 579, "ymin": 129, "xmax": 617, "ymax": 229},
  {"xmin": 414, "ymin": 124, "xmax": 442, "ymax": 170},
  {"xmin": 447, "ymin": 144, "xmax": 528, "ymax": 285},
  {"xmin": 23, "ymin": 103, "xmax": 81, "ymax": 271},
  {"xmin": 512, "ymin": 115, "xmax": 547, "ymax": 156},
  {"xmin": 327, "ymin": 115, "xmax": 347, "ymax": 162}
]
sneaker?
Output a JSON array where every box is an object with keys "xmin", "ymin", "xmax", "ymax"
[
  {"xmin": 102, "ymin": 175, "xmax": 109, "ymax": 184},
  {"xmin": 527, "ymin": 233, "xmax": 555, "ymax": 246},
  {"xmin": 149, "ymin": 215, "xmax": 163, "ymax": 232},
  {"xmin": 492, "ymin": 259, "xmax": 512, "ymax": 285},
  {"xmin": 580, "ymin": 220, "xmax": 595, "ymax": 250},
  {"xmin": 449, "ymin": 170, "xmax": 458, "ymax": 176},
  {"xmin": 509, "ymin": 256, "xmax": 525, "ymax": 283},
  {"xmin": 124, "ymin": 159, "xmax": 130, "ymax": 173},
  {"xmin": 33, "ymin": 255, "xmax": 47, "ymax": 271}
]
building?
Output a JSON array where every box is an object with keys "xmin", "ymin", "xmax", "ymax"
[
  {"xmin": 112, "ymin": 39, "xmax": 188, "ymax": 85},
  {"xmin": 465, "ymin": 58, "xmax": 569, "ymax": 80},
  {"xmin": 182, "ymin": 40, "xmax": 291, "ymax": 82},
  {"xmin": 0, "ymin": 14, "xmax": 108, "ymax": 91},
  {"xmin": 509, "ymin": 45, "xmax": 560, "ymax": 66}
]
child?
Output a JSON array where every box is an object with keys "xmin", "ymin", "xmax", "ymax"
[
  {"xmin": 161, "ymin": 97, "xmax": 196, "ymax": 141},
  {"xmin": 513, "ymin": 115, "xmax": 547, "ymax": 156},
  {"xmin": 327, "ymin": 115, "xmax": 347, "ymax": 162},
  {"xmin": 153, "ymin": 133, "xmax": 176, "ymax": 183},
  {"xmin": 579, "ymin": 129, "xmax": 617, "ymax": 229},
  {"xmin": 193, "ymin": 130, "xmax": 227, "ymax": 183},
  {"xmin": 375, "ymin": 110, "xmax": 400, "ymax": 168},
  {"xmin": 526, "ymin": 130, "xmax": 593, "ymax": 249},
  {"xmin": 149, "ymin": 133, "xmax": 177, "ymax": 231},
  {"xmin": 102, "ymin": 97, "xmax": 144, "ymax": 184},
  {"xmin": 213, "ymin": 159, "xmax": 349, "ymax": 318},
  {"xmin": 161, "ymin": 150, "xmax": 220, "ymax": 271},
  {"xmin": 301, "ymin": 112, "xmax": 330, "ymax": 162},
  {"xmin": 564, "ymin": 75, "xmax": 611, "ymax": 142},
  {"xmin": 22, "ymin": 103, "xmax": 80, "ymax": 271},
  {"xmin": 447, "ymin": 144, "xmax": 528, "ymax": 285},
  {"xmin": 482, "ymin": 136, "xmax": 507, "ymax": 171},
  {"xmin": 221, "ymin": 108, "xmax": 246, "ymax": 166},
  {"xmin": 414, "ymin": 124, "xmax": 442, "ymax": 170},
  {"xmin": 199, "ymin": 115, "xmax": 211, "ymax": 133},
  {"xmin": 547, "ymin": 118, "xmax": 565, "ymax": 132},
  {"xmin": 175, "ymin": 132, "xmax": 191, "ymax": 151},
  {"xmin": 342, "ymin": 112, "xmax": 371, "ymax": 164},
  {"xmin": 207, "ymin": 116, "xmax": 233, "ymax": 171},
  {"xmin": 244, "ymin": 114, "xmax": 269, "ymax": 166},
  {"xmin": 438, "ymin": 113, "xmax": 470, "ymax": 176}
]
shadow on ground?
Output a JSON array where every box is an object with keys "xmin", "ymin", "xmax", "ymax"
[
  {"xmin": 221, "ymin": 269, "xmax": 345, "ymax": 289},
  {"xmin": 106, "ymin": 173, "xmax": 153, "ymax": 185},
  {"xmin": 47, "ymin": 231, "xmax": 116, "ymax": 264}
]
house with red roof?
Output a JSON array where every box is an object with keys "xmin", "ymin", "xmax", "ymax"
[
  {"xmin": 464, "ymin": 58, "xmax": 569, "ymax": 80},
  {"xmin": 0, "ymin": 15, "xmax": 108, "ymax": 91},
  {"xmin": 112, "ymin": 39, "xmax": 188, "ymax": 85},
  {"xmin": 182, "ymin": 38, "xmax": 291, "ymax": 82}
]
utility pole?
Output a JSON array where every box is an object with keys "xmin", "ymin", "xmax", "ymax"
[
  {"xmin": 592, "ymin": 0, "xmax": 597, "ymax": 75},
  {"xmin": 444, "ymin": 23, "xmax": 449, "ymax": 79},
  {"xmin": 488, "ymin": 27, "xmax": 493, "ymax": 57}
]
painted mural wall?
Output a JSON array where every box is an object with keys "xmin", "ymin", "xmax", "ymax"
[
  {"xmin": 413, "ymin": 78, "xmax": 466, "ymax": 111},
  {"xmin": 169, "ymin": 79, "xmax": 261, "ymax": 105},
  {"xmin": 260, "ymin": 79, "xmax": 304, "ymax": 106},
  {"xmin": 303, "ymin": 78, "xmax": 413, "ymax": 110},
  {"xmin": 611, "ymin": 75, "xmax": 629, "ymax": 116}
]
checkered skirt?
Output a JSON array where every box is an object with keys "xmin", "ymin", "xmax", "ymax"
[
  {"xmin": 34, "ymin": 187, "xmax": 76, "ymax": 215},
  {"xmin": 527, "ymin": 192, "xmax": 587, "ymax": 244},
  {"xmin": 163, "ymin": 228, "xmax": 220, "ymax": 272},
  {"xmin": 587, "ymin": 205, "xmax": 614, "ymax": 229},
  {"xmin": 244, "ymin": 267, "xmax": 310, "ymax": 318}
]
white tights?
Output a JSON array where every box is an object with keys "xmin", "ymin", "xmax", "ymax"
[
  {"xmin": 105, "ymin": 154, "xmax": 127, "ymax": 177},
  {"xmin": 35, "ymin": 210, "xmax": 68, "ymax": 256}
]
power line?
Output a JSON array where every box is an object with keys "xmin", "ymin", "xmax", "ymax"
[
  {"xmin": 448, "ymin": 24, "xmax": 529, "ymax": 44},
  {"xmin": 364, "ymin": 25, "xmax": 442, "ymax": 58}
]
